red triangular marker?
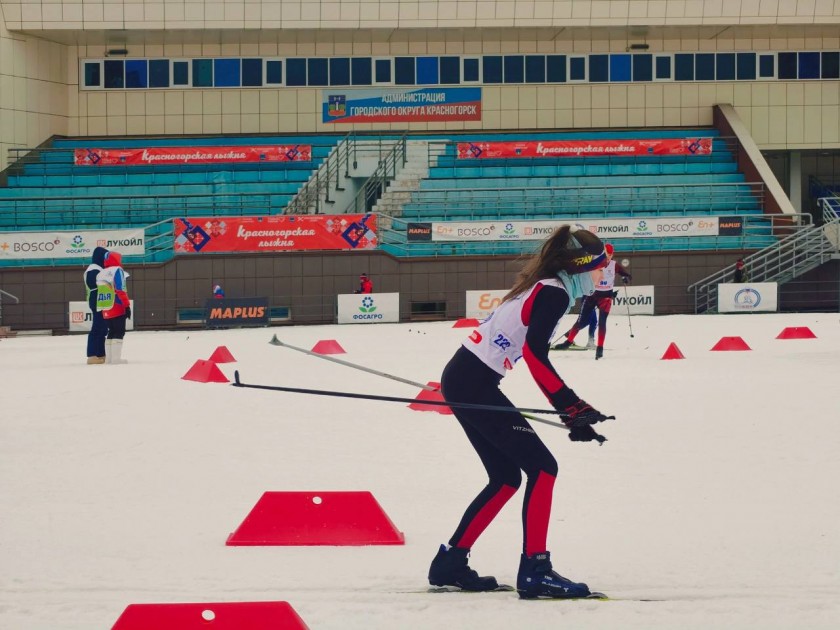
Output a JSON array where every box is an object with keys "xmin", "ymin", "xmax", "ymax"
[
  {"xmin": 776, "ymin": 327, "xmax": 817, "ymax": 339},
  {"xmin": 710, "ymin": 336, "xmax": 751, "ymax": 351},
  {"xmin": 226, "ymin": 491, "xmax": 405, "ymax": 546},
  {"xmin": 408, "ymin": 381, "xmax": 453, "ymax": 414},
  {"xmin": 311, "ymin": 339, "xmax": 346, "ymax": 354},
  {"xmin": 181, "ymin": 359, "xmax": 229, "ymax": 383},
  {"xmin": 661, "ymin": 342, "xmax": 685, "ymax": 360},
  {"xmin": 111, "ymin": 601, "xmax": 308, "ymax": 630},
  {"xmin": 453, "ymin": 318, "xmax": 480, "ymax": 328},
  {"xmin": 208, "ymin": 345, "xmax": 236, "ymax": 363}
]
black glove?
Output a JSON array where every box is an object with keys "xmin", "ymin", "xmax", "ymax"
[
  {"xmin": 561, "ymin": 399, "xmax": 615, "ymax": 444},
  {"xmin": 611, "ymin": 290, "xmax": 619, "ymax": 299},
  {"xmin": 125, "ymin": 306, "xmax": 131, "ymax": 320},
  {"xmin": 622, "ymin": 275, "xmax": 631, "ymax": 284}
]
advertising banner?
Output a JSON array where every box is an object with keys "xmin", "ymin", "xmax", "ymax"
[
  {"xmin": 612, "ymin": 285, "xmax": 655, "ymax": 315},
  {"xmin": 457, "ymin": 138, "xmax": 713, "ymax": 159},
  {"xmin": 465, "ymin": 290, "xmax": 507, "ymax": 320},
  {"xmin": 337, "ymin": 293, "xmax": 400, "ymax": 324},
  {"xmin": 69, "ymin": 300, "xmax": 135, "ymax": 332},
  {"xmin": 74, "ymin": 145, "xmax": 312, "ymax": 166},
  {"xmin": 422, "ymin": 217, "xmax": 720, "ymax": 242},
  {"xmin": 173, "ymin": 215, "xmax": 377, "ymax": 253},
  {"xmin": 717, "ymin": 283, "xmax": 778, "ymax": 313},
  {"xmin": 205, "ymin": 297, "xmax": 270, "ymax": 328},
  {"xmin": 323, "ymin": 87, "xmax": 481, "ymax": 124},
  {"xmin": 1, "ymin": 229, "xmax": 145, "ymax": 260}
]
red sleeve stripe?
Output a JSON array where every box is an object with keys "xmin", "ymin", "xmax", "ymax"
[
  {"xmin": 522, "ymin": 341, "xmax": 565, "ymax": 394},
  {"xmin": 520, "ymin": 282, "xmax": 542, "ymax": 326}
]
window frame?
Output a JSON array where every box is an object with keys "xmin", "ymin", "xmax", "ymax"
[
  {"xmin": 171, "ymin": 59, "xmax": 192, "ymax": 87},
  {"xmin": 373, "ymin": 57, "xmax": 394, "ymax": 85},
  {"xmin": 264, "ymin": 58, "xmax": 284, "ymax": 87},
  {"xmin": 81, "ymin": 60, "xmax": 104, "ymax": 90}
]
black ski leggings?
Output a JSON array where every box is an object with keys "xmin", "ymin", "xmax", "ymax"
[{"xmin": 440, "ymin": 347, "xmax": 558, "ymax": 556}]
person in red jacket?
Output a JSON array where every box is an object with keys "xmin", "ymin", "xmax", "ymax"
[
  {"xmin": 355, "ymin": 273, "xmax": 373, "ymax": 294},
  {"xmin": 96, "ymin": 250, "xmax": 131, "ymax": 364}
]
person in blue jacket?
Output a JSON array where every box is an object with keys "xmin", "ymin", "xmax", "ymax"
[{"xmin": 84, "ymin": 246, "xmax": 109, "ymax": 364}]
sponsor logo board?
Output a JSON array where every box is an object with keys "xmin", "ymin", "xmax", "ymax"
[{"xmin": 337, "ymin": 293, "xmax": 399, "ymax": 324}]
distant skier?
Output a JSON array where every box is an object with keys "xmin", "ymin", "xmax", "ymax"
[
  {"xmin": 96, "ymin": 250, "xmax": 131, "ymax": 364},
  {"xmin": 84, "ymin": 246, "xmax": 109, "ymax": 364},
  {"xmin": 428, "ymin": 226, "xmax": 614, "ymax": 599},
  {"xmin": 551, "ymin": 243, "xmax": 630, "ymax": 360}
]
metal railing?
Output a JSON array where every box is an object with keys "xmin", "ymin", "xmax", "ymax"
[
  {"xmin": 340, "ymin": 135, "xmax": 408, "ymax": 216},
  {"xmin": 0, "ymin": 288, "xmax": 20, "ymax": 326},
  {"xmin": 687, "ymin": 201, "xmax": 840, "ymax": 313},
  {"xmin": 283, "ymin": 132, "xmax": 356, "ymax": 215}
]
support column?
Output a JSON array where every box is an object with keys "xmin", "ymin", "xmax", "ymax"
[{"xmin": 789, "ymin": 151, "xmax": 802, "ymax": 213}]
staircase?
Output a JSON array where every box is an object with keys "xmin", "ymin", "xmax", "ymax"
[
  {"xmin": 688, "ymin": 198, "xmax": 840, "ymax": 313},
  {"xmin": 372, "ymin": 141, "xmax": 446, "ymax": 218}
]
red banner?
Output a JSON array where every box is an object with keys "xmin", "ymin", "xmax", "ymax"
[
  {"xmin": 173, "ymin": 215, "xmax": 377, "ymax": 254},
  {"xmin": 457, "ymin": 138, "xmax": 713, "ymax": 159},
  {"xmin": 74, "ymin": 145, "xmax": 312, "ymax": 166}
]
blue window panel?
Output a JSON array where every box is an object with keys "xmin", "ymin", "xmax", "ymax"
[
  {"xmin": 503, "ymin": 56, "xmax": 524, "ymax": 83},
  {"xmin": 395, "ymin": 57, "xmax": 415, "ymax": 85},
  {"xmin": 440, "ymin": 56, "xmax": 460, "ymax": 84},
  {"xmin": 822, "ymin": 52, "xmax": 840, "ymax": 79},
  {"xmin": 736, "ymin": 53, "xmax": 756, "ymax": 80},
  {"xmin": 463, "ymin": 58, "xmax": 479, "ymax": 82},
  {"xmin": 546, "ymin": 55, "xmax": 566, "ymax": 82},
  {"xmin": 759, "ymin": 54, "xmax": 775, "ymax": 78},
  {"xmin": 525, "ymin": 56, "xmax": 545, "ymax": 83},
  {"xmin": 192, "ymin": 59, "xmax": 213, "ymax": 87},
  {"xmin": 610, "ymin": 54, "xmax": 631, "ymax": 82},
  {"xmin": 84, "ymin": 62, "xmax": 101, "ymax": 87},
  {"xmin": 716, "ymin": 53, "xmax": 735, "ymax": 80},
  {"xmin": 329, "ymin": 58, "xmax": 350, "ymax": 85},
  {"xmin": 242, "ymin": 58, "xmax": 262, "ymax": 86},
  {"xmin": 632, "ymin": 54, "xmax": 652, "ymax": 81},
  {"xmin": 483, "ymin": 56, "xmax": 502, "ymax": 83},
  {"xmin": 173, "ymin": 61, "xmax": 189, "ymax": 85},
  {"xmin": 125, "ymin": 60, "xmax": 148, "ymax": 88},
  {"xmin": 778, "ymin": 52, "xmax": 797, "ymax": 79},
  {"xmin": 570, "ymin": 57, "xmax": 586, "ymax": 81},
  {"xmin": 149, "ymin": 59, "xmax": 169, "ymax": 87},
  {"xmin": 266, "ymin": 60, "xmax": 282, "ymax": 84},
  {"xmin": 214, "ymin": 59, "xmax": 240, "ymax": 87},
  {"xmin": 655, "ymin": 56, "xmax": 671, "ymax": 79},
  {"xmin": 589, "ymin": 54, "xmax": 608, "ymax": 82},
  {"xmin": 308, "ymin": 58, "xmax": 328, "ymax": 86},
  {"xmin": 798, "ymin": 52, "xmax": 820, "ymax": 79},
  {"xmin": 695, "ymin": 54, "xmax": 715, "ymax": 80},
  {"xmin": 375, "ymin": 59, "xmax": 391, "ymax": 83},
  {"xmin": 416, "ymin": 57, "xmax": 438, "ymax": 84},
  {"xmin": 351, "ymin": 58, "xmax": 372, "ymax": 85},
  {"xmin": 286, "ymin": 59, "xmax": 306, "ymax": 86},
  {"xmin": 104, "ymin": 60, "xmax": 124, "ymax": 88},
  {"xmin": 674, "ymin": 54, "xmax": 694, "ymax": 81}
]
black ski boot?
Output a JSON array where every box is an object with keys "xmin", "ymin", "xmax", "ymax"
[
  {"xmin": 551, "ymin": 339, "xmax": 572, "ymax": 351},
  {"xmin": 428, "ymin": 545, "xmax": 500, "ymax": 592},
  {"xmin": 517, "ymin": 552, "xmax": 591, "ymax": 599},
  {"xmin": 595, "ymin": 346, "xmax": 604, "ymax": 360}
]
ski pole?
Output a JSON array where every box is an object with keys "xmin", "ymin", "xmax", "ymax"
[
  {"xmin": 268, "ymin": 336, "xmax": 569, "ymax": 431},
  {"xmin": 232, "ymin": 371, "xmax": 579, "ymax": 430},
  {"xmin": 622, "ymin": 284, "xmax": 635, "ymax": 338}
]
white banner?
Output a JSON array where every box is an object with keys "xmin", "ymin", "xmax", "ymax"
[
  {"xmin": 428, "ymin": 217, "xmax": 719, "ymax": 242},
  {"xmin": 717, "ymin": 283, "xmax": 778, "ymax": 313},
  {"xmin": 0, "ymin": 229, "xmax": 145, "ymax": 260},
  {"xmin": 465, "ymin": 289, "xmax": 507, "ymax": 320},
  {"xmin": 337, "ymin": 293, "xmax": 400, "ymax": 324},
  {"xmin": 612, "ymin": 285, "xmax": 655, "ymax": 315},
  {"xmin": 69, "ymin": 300, "xmax": 135, "ymax": 332}
]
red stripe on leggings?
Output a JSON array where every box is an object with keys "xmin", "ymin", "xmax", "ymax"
[
  {"xmin": 525, "ymin": 471, "xmax": 556, "ymax": 556},
  {"xmin": 454, "ymin": 484, "xmax": 518, "ymax": 549}
]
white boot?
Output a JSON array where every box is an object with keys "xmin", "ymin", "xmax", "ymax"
[
  {"xmin": 585, "ymin": 336, "xmax": 596, "ymax": 350},
  {"xmin": 105, "ymin": 339, "xmax": 113, "ymax": 363},
  {"xmin": 111, "ymin": 339, "xmax": 127, "ymax": 364}
]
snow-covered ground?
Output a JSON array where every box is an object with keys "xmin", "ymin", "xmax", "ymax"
[{"xmin": 1, "ymin": 313, "xmax": 838, "ymax": 629}]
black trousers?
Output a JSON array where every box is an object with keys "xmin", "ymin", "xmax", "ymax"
[
  {"xmin": 106, "ymin": 315, "xmax": 127, "ymax": 340},
  {"xmin": 440, "ymin": 346, "xmax": 558, "ymax": 556}
]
